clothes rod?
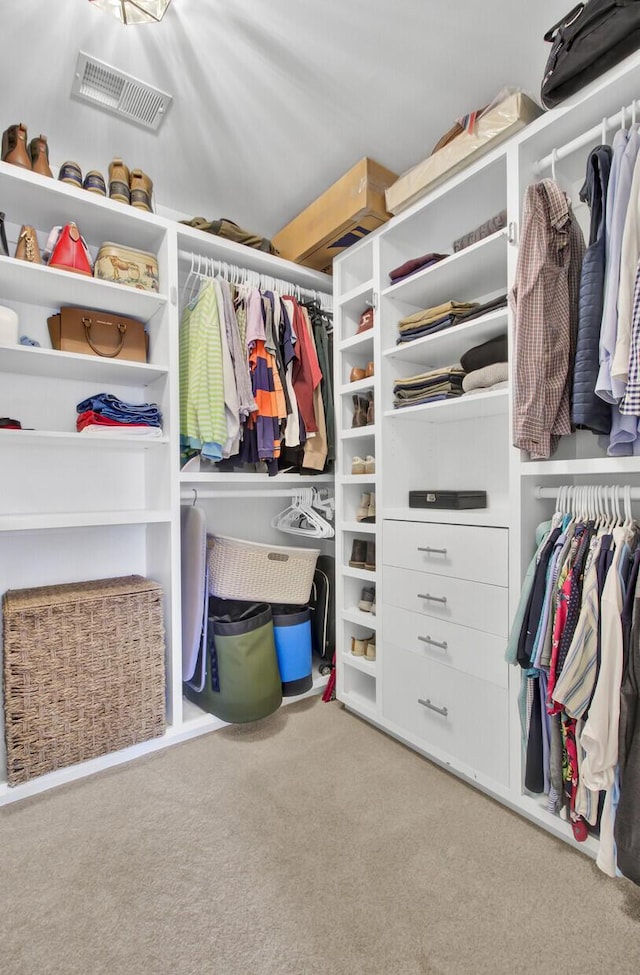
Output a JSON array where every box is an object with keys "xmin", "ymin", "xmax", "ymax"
[
  {"xmin": 535, "ymin": 486, "xmax": 640, "ymax": 500},
  {"xmin": 177, "ymin": 249, "xmax": 332, "ymax": 303},
  {"xmin": 181, "ymin": 488, "xmax": 332, "ymax": 502},
  {"xmin": 535, "ymin": 100, "xmax": 639, "ymax": 174}
]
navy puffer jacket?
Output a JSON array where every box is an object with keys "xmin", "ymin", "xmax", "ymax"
[{"xmin": 571, "ymin": 145, "xmax": 613, "ymax": 435}]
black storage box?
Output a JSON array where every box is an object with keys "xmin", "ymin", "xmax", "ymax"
[{"xmin": 409, "ymin": 490, "xmax": 487, "ymax": 510}]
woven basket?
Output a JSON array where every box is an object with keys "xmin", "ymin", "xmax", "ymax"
[
  {"xmin": 2, "ymin": 575, "xmax": 166, "ymax": 786},
  {"xmin": 207, "ymin": 535, "xmax": 320, "ymax": 605}
]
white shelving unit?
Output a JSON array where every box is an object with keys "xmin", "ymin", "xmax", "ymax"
[
  {"xmin": 333, "ymin": 52, "xmax": 640, "ymax": 863},
  {"xmin": 0, "ymin": 160, "xmax": 334, "ymax": 805}
]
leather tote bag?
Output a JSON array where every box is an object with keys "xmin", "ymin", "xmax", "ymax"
[
  {"xmin": 541, "ymin": 1, "xmax": 640, "ymax": 109},
  {"xmin": 47, "ymin": 306, "xmax": 148, "ymax": 362}
]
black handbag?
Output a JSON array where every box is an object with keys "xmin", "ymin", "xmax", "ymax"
[{"xmin": 541, "ymin": 1, "xmax": 640, "ymax": 109}]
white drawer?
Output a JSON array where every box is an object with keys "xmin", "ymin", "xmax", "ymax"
[
  {"xmin": 382, "ymin": 644, "xmax": 509, "ymax": 786},
  {"xmin": 383, "ymin": 520, "xmax": 508, "ymax": 587},
  {"xmin": 383, "ymin": 565, "xmax": 508, "ymax": 637},
  {"xmin": 382, "ymin": 604, "xmax": 508, "ymax": 688}
]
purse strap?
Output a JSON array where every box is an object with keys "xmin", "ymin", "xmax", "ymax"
[
  {"xmin": 0, "ymin": 212, "xmax": 8, "ymax": 257},
  {"xmin": 544, "ymin": 3, "xmax": 585, "ymax": 42},
  {"xmin": 82, "ymin": 315, "xmax": 127, "ymax": 357}
]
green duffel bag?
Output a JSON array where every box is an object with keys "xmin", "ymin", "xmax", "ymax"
[{"xmin": 185, "ymin": 599, "xmax": 282, "ymax": 723}]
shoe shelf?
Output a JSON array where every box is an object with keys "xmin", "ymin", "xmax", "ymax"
[
  {"xmin": 341, "ymin": 427, "xmax": 376, "ymax": 441},
  {"xmin": 383, "ymin": 308, "xmax": 509, "ymax": 370},
  {"xmin": 342, "ymin": 521, "xmax": 376, "ymax": 534},
  {"xmin": 0, "ymin": 510, "xmax": 173, "ymax": 532},
  {"xmin": 381, "ymin": 230, "xmax": 508, "ymax": 309},
  {"xmin": 339, "ymin": 475, "xmax": 377, "ymax": 486},
  {"xmin": 0, "ymin": 255, "xmax": 167, "ymax": 319},
  {"xmin": 0, "ymin": 343, "xmax": 168, "ymax": 386},
  {"xmin": 339, "ymin": 376, "xmax": 375, "ymax": 395},
  {"xmin": 342, "ymin": 565, "xmax": 378, "ymax": 581},
  {"xmin": 342, "ymin": 652, "xmax": 377, "ymax": 676},
  {"xmin": 343, "ymin": 607, "xmax": 377, "ymax": 628},
  {"xmin": 338, "ymin": 331, "xmax": 375, "ymax": 353},
  {"xmin": 384, "ymin": 387, "xmax": 509, "ymax": 423},
  {"xmin": 337, "ymin": 280, "xmax": 375, "ymax": 308}
]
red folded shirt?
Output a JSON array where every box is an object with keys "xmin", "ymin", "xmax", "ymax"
[
  {"xmin": 76, "ymin": 411, "xmax": 152, "ymax": 432},
  {"xmin": 389, "ymin": 252, "xmax": 449, "ymax": 282}
]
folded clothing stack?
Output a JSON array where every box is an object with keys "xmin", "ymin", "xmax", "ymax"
[
  {"xmin": 397, "ymin": 300, "xmax": 479, "ymax": 343},
  {"xmin": 393, "ymin": 366, "xmax": 465, "ymax": 408},
  {"xmin": 461, "ymin": 334, "xmax": 508, "ymax": 394},
  {"xmin": 389, "ymin": 252, "xmax": 449, "ymax": 284},
  {"xmin": 76, "ymin": 393, "xmax": 163, "ymax": 437}
]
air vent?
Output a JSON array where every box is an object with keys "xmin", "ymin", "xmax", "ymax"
[{"xmin": 71, "ymin": 52, "xmax": 172, "ymax": 131}]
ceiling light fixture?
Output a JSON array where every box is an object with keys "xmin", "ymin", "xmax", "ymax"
[{"xmin": 88, "ymin": 0, "xmax": 172, "ymax": 25}]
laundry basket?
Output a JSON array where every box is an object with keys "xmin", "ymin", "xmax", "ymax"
[
  {"xmin": 272, "ymin": 604, "xmax": 313, "ymax": 697},
  {"xmin": 207, "ymin": 535, "xmax": 320, "ymax": 605}
]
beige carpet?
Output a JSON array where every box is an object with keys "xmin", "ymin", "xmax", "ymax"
[{"xmin": 2, "ymin": 697, "xmax": 640, "ymax": 975}]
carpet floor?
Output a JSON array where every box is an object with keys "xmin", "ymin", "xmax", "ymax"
[{"xmin": 1, "ymin": 696, "xmax": 640, "ymax": 975}]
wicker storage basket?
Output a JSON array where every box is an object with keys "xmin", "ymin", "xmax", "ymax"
[
  {"xmin": 207, "ymin": 535, "xmax": 320, "ymax": 605},
  {"xmin": 2, "ymin": 575, "xmax": 166, "ymax": 786}
]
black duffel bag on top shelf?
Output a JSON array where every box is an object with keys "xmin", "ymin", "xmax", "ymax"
[{"xmin": 541, "ymin": 1, "xmax": 640, "ymax": 109}]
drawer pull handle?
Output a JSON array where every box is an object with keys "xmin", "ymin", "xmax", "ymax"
[
  {"xmin": 418, "ymin": 635, "xmax": 448, "ymax": 650},
  {"xmin": 417, "ymin": 546, "xmax": 448, "ymax": 556},
  {"xmin": 417, "ymin": 593, "xmax": 448, "ymax": 604},
  {"xmin": 418, "ymin": 698, "xmax": 449, "ymax": 718}
]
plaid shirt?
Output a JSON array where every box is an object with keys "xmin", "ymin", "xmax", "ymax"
[{"xmin": 511, "ymin": 180, "xmax": 585, "ymax": 459}]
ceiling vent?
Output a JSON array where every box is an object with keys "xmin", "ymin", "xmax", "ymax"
[{"xmin": 71, "ymin": 52, "xmax": 172, "ymax": 131}]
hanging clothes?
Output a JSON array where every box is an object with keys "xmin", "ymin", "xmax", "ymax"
[
  {"xmin": 572, "ymin": 144, "xmax": 613, "ymax": 435},
  {"xmin": 179, "ymin": 278, "xmax": 227, "ymax": 461},
  {"xmin": 615, "ymin": 551, "xmax": 640, "ymax": 885},
  {"xmin": 511, "ymin": 179, "xmax": 585, "ymax": 459}
]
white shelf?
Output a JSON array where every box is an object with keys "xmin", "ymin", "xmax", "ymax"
[
  {"xmin": 342, "ymin": 565, "xmax": 377, "ymax": 581},
  {"xmin": 179, "ymin": 472, "xmax": 334, "ymax": 484},
  {"xmin": 0, "ymin": 429, "xmax": 168, "ymax": 449},
  {"xmin": 385, "ymin": 387, "xmax": 509, "ymax": 422},
  {"xmin": 339, "ymin": 474, "xmax": 377, "ymax": 484},
  {"xmin": 520, "ymin": 457, "xmax": 640, "ymax": 476},
  {"xmin": 338, "ymin": 330, "xmax": 375, "ymax": 353},
  {"xmin": 383, "ymin": 506, "xmax": 510, "ymax": 528},
  {"xmin": 177, "ymin": 223, "xmax": 332, "ymax": 292},
  {"xmin": 0, "ymin": 343, "xmax": 168, "ymax": 385},
  {"xmin": 342, "ymin": 652, "xmax": 377, "ymax": 676},
  {"xmin": 339, "ymin": 376, "xmax": 375, "ymax": 395},
  {"xmin": 338, "ymin": 280, "xmax": 374, "ymax": 307},
  {"xmin": 340, "ymin": 426, "xmax": 375, "ymax": 440},
  {"xmin": 381, "ymin": 230, "xmax": 508, "ymax": 307},
  {"xmin": 0, "ymin": 510, "xmax": 172, "ymax": 532},
  {"xmin": 340, "ymin": 691, "xmax": 377, "ymax": 722},
  {"xmin": 383, "ymin": 307, "xmax": 508, "ymax": 368},
  {"xmin": 342, "ymin": 521, "xmax": 376, "ymax": 534},
  {"xmin": 343, "ymin": 608, "xmax": 378, "ymax": 628},
  {"xmin": 0, "ymin": 255, "xmax": 167, "ymax": 320}
]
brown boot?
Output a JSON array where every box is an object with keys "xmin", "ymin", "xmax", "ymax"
[
  {"xmin": 352, "ymin": 394, "xmax": 368, "ymax": 428},
  {"xmin": 129, "ymin": 168, "xmax": 153, "ymax": 212},
  {"xmin": 29, "ymin": 135, "xmax": 53, "ymax": 177},
  {"xmin": 108, "ymin": 158, "xmax": 130, "ymax": 204},
  {"xmin": 2, "ymin": 123, "xmax": 31, "ymax": 170}
]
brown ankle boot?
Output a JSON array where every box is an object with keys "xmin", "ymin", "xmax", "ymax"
[
  {"xmin": 2, "ymin": 123, "xmax": 31, "ymax": 170},
  {"xmin": 129, "ymin": 168, "xmax": 153, "ymax": 212},
  {"xmin": 29, "ymin": 135, "xmax": 52, "ymax": 177},
  {"xmin": 108, "ymin": 158, "xmax": 130, "ymax": 204}
]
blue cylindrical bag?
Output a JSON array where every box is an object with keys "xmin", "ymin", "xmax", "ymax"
[{"xmin": 272, "ymin": 605, "xmax": 313, "ymax": 697}]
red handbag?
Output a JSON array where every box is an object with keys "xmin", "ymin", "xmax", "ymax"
[{"xmin": 47, "ymin": 223, "xmax": 93, "ymax": 276}]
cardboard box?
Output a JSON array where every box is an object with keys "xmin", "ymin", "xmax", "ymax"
[
  {"xmin": 386, "ymin": 93, "xmax": 544, "ymax": 215},
  {"xmin": 273, "ymin": 158, "xmax": 398, "ymax": 273}
]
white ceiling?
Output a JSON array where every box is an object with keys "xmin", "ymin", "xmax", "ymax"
[{"xmin": 2, "ymin": 0, "xmax": 570, "ymax": 237}]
